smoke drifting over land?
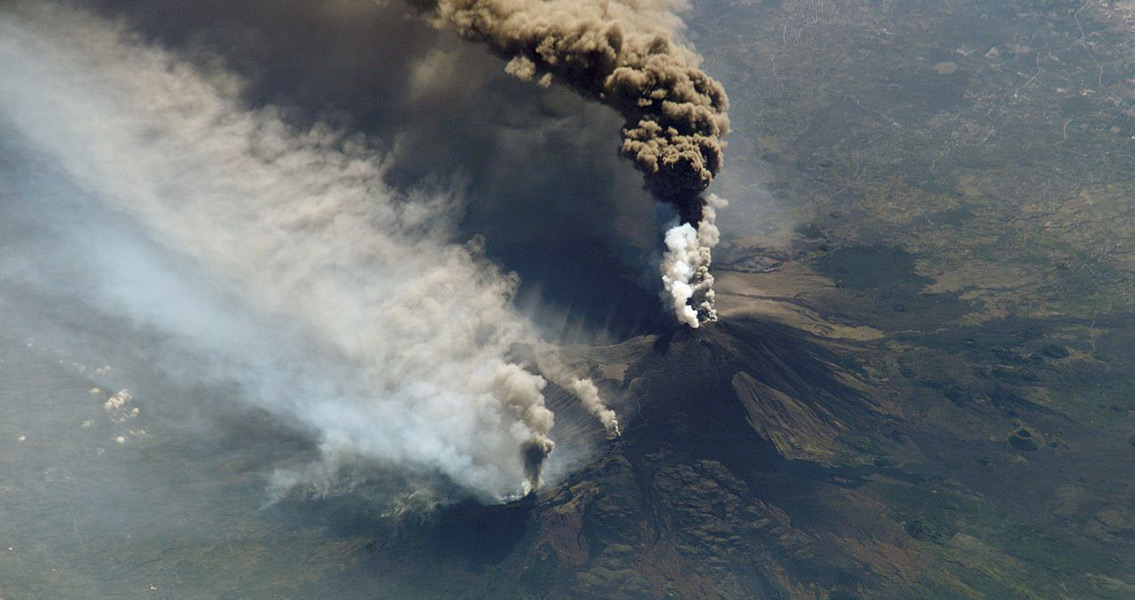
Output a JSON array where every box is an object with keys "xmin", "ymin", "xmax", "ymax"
[
  {"xmin": 87, "ymin": 0, "xmax": 672, "ymax": 339},
  {"xmin": 0, "ymin": 2, "xmax": 618, "ymax": 498},
  {"xmin": 419, "ymin": 0, "xmax": 731, "ymax": 325},
  {"xmin": 1, "ymin": 0, "xmax": 728, "ymax": 503}
]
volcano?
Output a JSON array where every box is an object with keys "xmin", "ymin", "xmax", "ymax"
[
  {"xmin": 340, "ymin": 299, "xmax": 930, "ymax": 599},
  {"xmin": 329, "ymin": 251, "xmax": 1127, "ymax": 599},
  {"xmin": 6, "ymin": 2, "xmax": 1135, "ymax": 598}
]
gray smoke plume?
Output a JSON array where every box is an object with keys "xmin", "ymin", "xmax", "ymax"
[
  {"xmin": 83, "ymin": 0, "xmax": 674, "ymax": 339},
  {"xmin": 418, "ymin": 0, "xmax": 731, "ymax": 325},
  {"xmin": 531, "ymin": 346, "xmax": 621, "ymax": 435},
  {"xmin": 0, "ymin": 1, "xmax": 613, "ymax": 499}
]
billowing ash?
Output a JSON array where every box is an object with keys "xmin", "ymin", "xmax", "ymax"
[{"xmin": 420, "ymin": 0, "xmax": 730, "ymax": 326}]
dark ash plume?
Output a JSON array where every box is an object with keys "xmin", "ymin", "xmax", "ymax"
[
  {"xmin": 425, "ymin": 0, "xmax": 729, "ymax": 219},
  {"xmin": 419, "ymin": 0, "xmax": 730, "ymax": 324}
]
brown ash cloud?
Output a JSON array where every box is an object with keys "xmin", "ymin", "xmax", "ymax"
[{"xmin": 420, "ymin": 0, "xmax": 730, "ymax": 226}]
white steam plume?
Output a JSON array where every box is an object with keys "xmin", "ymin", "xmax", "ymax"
[
  {"xmin": 0, "ymin": 2, "xmax": 584, "ymax": 499},
  {"xmin": 661, "ymin": 193, "xmax": 726, "ymax": 328}
]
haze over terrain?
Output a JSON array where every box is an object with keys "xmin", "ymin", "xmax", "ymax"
[{"xmin": 3, "ymin": 1, "xmax": 1135, "ymax": 599}]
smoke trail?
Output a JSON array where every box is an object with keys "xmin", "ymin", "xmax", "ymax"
[
  {"xmin": 0, "ymin": 2, "xmax": 590, "ymax": 498},
  {"xmin": 565, "ymin": 378, "xmax": 620, "ymax": 436},
  {"xmin": 418, "ymin": 0, "xmax": 730, "ymax": 326},
  {"xmin": 531, "ymin": 347, "xmax": 620, "ymax": 435}
]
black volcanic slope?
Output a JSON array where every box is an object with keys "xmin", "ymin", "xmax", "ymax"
[
  {"xmin": 243, "ymin": 303, "xmax": 1134, "ymax": 600},
  {"xmin": 357, "ymin": 318, "xmax": 924, "ymax": 600}
]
